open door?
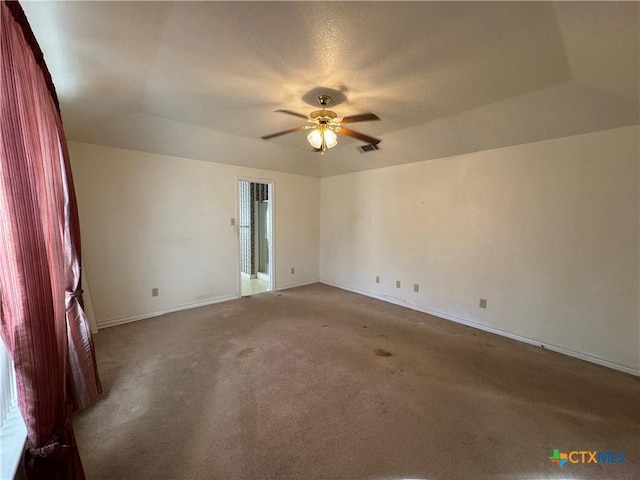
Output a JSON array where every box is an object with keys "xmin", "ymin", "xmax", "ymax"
[
  {"xmin": 256, "ymin": 199, "xmax": 270, "ymax": 280},
  {"xmin": 238, "ymin": 180, "xmax": 273, "ymax": 296}
]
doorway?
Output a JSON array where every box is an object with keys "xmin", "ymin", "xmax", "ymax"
[{"xmin": 238, "ymin": 180, "xmax": 273, "ymax": 296}]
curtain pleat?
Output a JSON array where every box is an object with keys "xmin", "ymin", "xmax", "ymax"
[
  {"xmin": 57, "ymin": 118, "xmax": 101, "ymax": 410},
  {"xmin": 0, "ymin": 1, "xmax": 101, "ymax": 478}
]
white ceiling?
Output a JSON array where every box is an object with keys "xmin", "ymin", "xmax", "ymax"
[{"xmin": 22, "ymin": 1, "xmax": 639, "ymax": 177}]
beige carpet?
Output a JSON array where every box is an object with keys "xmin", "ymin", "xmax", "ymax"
[{"xmin": 75, "ymin": 283, "xmax": 639, "ymax": 480}]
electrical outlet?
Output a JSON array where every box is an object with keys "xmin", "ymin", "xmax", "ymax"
[
  {"xmin": 152, "ymin": 288, "xmax": 159, "ymax": 297},
  {"xmin": 413, "ymin": 284, "xmax": 419, "ymax": 293},
  {"xmin": 291, "ymin": 267, "xmax": 295, "ymax": 274},
  {"xmin": 230, "ymin": 218, "xmax": 236, "ymax": 226},
  {"xmin": 479, "ymin": 298, "xmax": 487, "ymax": 309},
  {"xmin": 396, "ymin": 280, "xmax": 401, "ymax": 289},
  {"xmin": 375, "ymin": 275, "xmax": 380, "ymax": 284}
]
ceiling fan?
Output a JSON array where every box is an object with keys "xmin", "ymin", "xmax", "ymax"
[{"xmin": 261, "ymin": 95, "xmax": 381, "ymax": 154}]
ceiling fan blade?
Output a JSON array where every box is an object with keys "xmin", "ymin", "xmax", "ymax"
[
  {"xmin": 340, "ymin": 113, "xmax": 380, "ymax": 124},
  {"xmin": 337, "ymin": 127, "xmax": 381, "ymax": 145},
  {"xmin": 275, "ymin": 109, "xmax": 309, "ymax": 120},
  {"xmin": 261, "ymin": 126, "xmax": 306, "ymax": 140}
]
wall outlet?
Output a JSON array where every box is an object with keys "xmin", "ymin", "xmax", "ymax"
[
  {"xmin": 291, "ymin": 267, "xmax": 295, "ymax": 274},
  {"xmin": 152, "ymin": 288, "xmax": 159, "ymax": 297},
  {"xmin": 375, "ymin": 275, "xmax": 380, "ymax": 284},
  {"xmin": 479, "ymin": 298, "xmax": 487, "ymax": 309},
  {"xmin": 413, "ymin": 284, "xmax": 419, "ymax": 293},
  {"xmin": 230, "ymin": 217, "xmax": 236, "ymax": 226},
  {"xmin": 396, "ymin": 280, "xmax": 401, "ymax": 289}
]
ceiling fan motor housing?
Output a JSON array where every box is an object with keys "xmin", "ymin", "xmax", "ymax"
[{"xmin": 310, "ymin": 110, "xmax": 338, "ymax": 124}]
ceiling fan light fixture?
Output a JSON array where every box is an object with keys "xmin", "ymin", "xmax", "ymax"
[{"xmin": 307, "ymin": 127, "xmax": 338, "ymax": 150}]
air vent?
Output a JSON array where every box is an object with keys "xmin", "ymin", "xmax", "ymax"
[{"xmin": 358, "ymin": 143, "xmax": 380, "ymax": 153}]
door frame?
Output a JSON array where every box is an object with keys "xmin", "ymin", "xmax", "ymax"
[{"xmin": 236, "ymin": 177, "xmax": 275, "ymax": 295}]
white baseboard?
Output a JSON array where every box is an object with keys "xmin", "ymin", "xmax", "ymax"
[
  {"xmin": 320, "ymin": 280, "xmax": 640, "ymax": 377},
  {"xmin": 276, "ymin": 279, "xmax": 320, "ymax": 291},
  {"xmin": 97, "ymin": 294, "xmax": 240, "ymax": 329},
  {"xmin": 97, "ymin": 280, "xmax": 320, "ymax": 330}
]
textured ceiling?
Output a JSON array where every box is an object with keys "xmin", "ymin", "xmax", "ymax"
[{"xmin": 22, "ymin": 1, "xmax": 639, "ymax": 177}]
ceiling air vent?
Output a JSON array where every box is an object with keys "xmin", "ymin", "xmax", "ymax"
[{"xmin": 358, "ymin": 143, "xmax": 380, "ymax": 153}]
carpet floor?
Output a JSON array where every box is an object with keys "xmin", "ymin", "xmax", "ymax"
[{"xmin": 75, "ymin": 283, "xmax": 639, "ymax": 480}]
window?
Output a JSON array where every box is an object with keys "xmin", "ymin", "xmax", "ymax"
[
  {"xmin": 0, "ymin": 339, "xmax": 26, "ymax": 480},
  {"xmin": 0, "ymin": 339, "xmax": 16, "ymax": 427}
]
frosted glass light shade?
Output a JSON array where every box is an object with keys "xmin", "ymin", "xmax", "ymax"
[
  {"xmin": 307, "ymin": 129, "xmax": 323, "ymax": 149},
  {"xmin": 324, "ymin": 129, "xmax": 338, "ymax": 148}
]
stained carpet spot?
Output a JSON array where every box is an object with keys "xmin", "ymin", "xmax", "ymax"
[
  {"xmin": 322, "ymin": 324, "xmax": 329, "ymax": 328},
  {"xmin": 375, "ymin": 348, "xmax": 392, "ymax": 357},
  {"xmin": 362, "ymin": 326, "xmax": 368, "ymax": 328},
  {"xmin": 238, "ymin": 348, "xmax": 255, "ymax": 358}
]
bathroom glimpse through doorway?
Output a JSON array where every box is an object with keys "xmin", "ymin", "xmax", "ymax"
[{"xmin": 238, "ymin": 180, "xmax": 273, "ymax": 296}]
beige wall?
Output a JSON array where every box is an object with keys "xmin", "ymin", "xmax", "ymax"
[
  {"xmin": 69, "ymin": 142, "xmax": 320, "ymax": 327},
  {"xmin": 71, "ymin": 126, "xmax": 639, "ymax": 373},
  {"xmin": 320, "ymin": 126, "xmax": 639, "ymax": 373}
]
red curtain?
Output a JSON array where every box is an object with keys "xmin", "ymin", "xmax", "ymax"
[{"xmin": 0, "ymin": 2, "xmax": 101, "ymax": 479}]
